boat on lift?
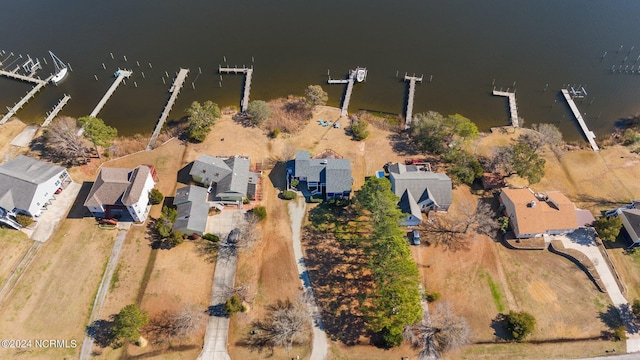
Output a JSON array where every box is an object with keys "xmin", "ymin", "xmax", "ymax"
[
  {"xmin": 49, "ymin": 51, "xmax": 68, "ymax": 84},
  {"xmin": 355, "ymin": 67, "xmax": 367, "ymax": 82}
]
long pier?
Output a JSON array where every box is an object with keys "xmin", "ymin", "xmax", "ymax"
[
  {"xmin": 561, "ymin": 89, "xmax": 599, "ymax": 151},
  {"xmin": 404, "ymin": 74, "xmax": 423, "ymax": 129},
  {"xmin": 492, "ymin": 89, "xmax": 519, "ymax": 127},
  {"xmin": 218, "ymin": 66, "xmax": 253, "ymax": 112},
  {"xmin": 89, "ymin": 69, "xmax": 132, "ymax": 118},
  {"xmin": 42, "ymin": 94, "xmax": 71, "ymax": 127},
  {"xmin": 147, "ymin": 68, "xmax": 189, "ymax": 150},
  {"xmin": 0, "ymin": 74, "xmax": 53, "ymax": 125},
  {"xmin": 0, "ymin": 69, "xmax": 46, "ymax": 85}
]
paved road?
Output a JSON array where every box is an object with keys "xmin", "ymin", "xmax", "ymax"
[
  {"xmin": 289, "ymin": 198, "xmax": 329, "ymax": 360},
  {"xmin": 198, "ymin": 210, "xmax": 243, "ymax": 360},
  {"xmin": 79, "ymin": 229, "xmax": 128, "ymax": 360},
  {"xmin": 557, "ymin": 230, "xmax": 640, "ymax": 353}
]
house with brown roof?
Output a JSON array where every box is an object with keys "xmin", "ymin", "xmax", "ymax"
[
  {"xmin": 84, "ymin": 165, "xmax": 157, "ymax": 222},
  {"xmin": 499, "ymin": 188, "xmax": 593, "ymax": 238}
]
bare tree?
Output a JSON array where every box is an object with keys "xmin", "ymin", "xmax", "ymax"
[
  {"xmin": 145, "ymin": 304, "xmax": 207, "ymax": 346},
  {"xmin": 531, "ymin": 123, "xmax": 565, "ymax": 155},
  {"xmin": 244, "ymin": 298, "xmax": 312, "ymax": 354},
  {"xmin": 43, "ymin": 116, "xmax": 89, "ymax": 165},
  {"xmin": 424, "ymin": 201, "xmax": 498, "ymax": 251},
  {"xmin": 415, "ymin": 302, "xmax": 470, "ymax": 356}
]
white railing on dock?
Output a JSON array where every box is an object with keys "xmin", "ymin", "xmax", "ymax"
[
  {"xmin": 561, "ymin": 89, "xmax": 599, "ymax": 151},
  {"xmin": 492, "ymin": 90, "xmax": 519, "ymax": 127},
  {"xmin": 147, "ymin": 68, "xmax": 189, "ymax": 150}
]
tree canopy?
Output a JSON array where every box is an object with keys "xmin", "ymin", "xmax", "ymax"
[
  {"xmin": 43, "ymin": 116, "xmax": 88, "ymax": 165},
  {"xmin": 443, "ymin": 149, "xmax": 483, "ymax": 185},
  {"xmin": 112, "ymin": 304, "xmax": 149, "ymax": 344},
  {"xmin": 350, "ymin": 117, "xmax": 370, "ymax": 141},
  {"xmin": 246, "ymin": 100, "xmax": 272, "ymax": 126},
  {"xmin": 505, "ymin": 311, "xmax": 536, "ymax": 341},
  {"xmin": 492, "ymin": 137, "xmax": 546, "ymax": 185},
  {"xmin": 185, "ymin": 100, "xmax": 221, "ymax": 142},
  {"xmin": 594, "ymin": 216, "xmax": 623, "ymax": 242},
  {"xmin": 304, "ymin": 85, "xmax": 328, "ymax": 109},
  {"xmin": 355, "ymin": 177, "xmax": 422, "ymax": 347},
  {"xmin": 410, "ymin": 112, "xmax": 479, "ymax": 155},
  {"xmin": 78, "ymin": 116, "xmax": 117, "ymax": 159}
]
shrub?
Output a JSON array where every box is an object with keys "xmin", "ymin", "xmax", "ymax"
[
  {"xmin": 149, "ymin": 188, "xmax": 164, "ymax": 205},
  {"xmin": 350, "ymin": 118, "xmax": 370, "ymax": 141},
  {"xmin": 271, "ymin": 128, "xmax": 280, "ymax": 138},
  {"xmin": 379, "ymin": 326, "xmax": 403, "ymax": 348},
  {"xmin": 250, "ymin": 206, "xmax": 267, "ymax": 221},
  {"xmin": 614, "ymin": 325, "xmax": 627, "ymax": 341},
  {"xmin": 309, "ymin": 195, "xmax": 323, "ymax": 203},
  {"xmin": 203, "ymin": 233, "xmax": 219, "ymax": 242},
  {"xmin": 243, "ymin": 197, "xmax": 250, "ymax": 204},
  {"xmin": 282, "ymin": 190, "xmax": 297, "ymax": 200},
  {"xmin": 505, "ymin": 311, "xmax": 536, "ymax": 341},
  {"xmin": 291, "ymin": 179, "xmax": 299, "ymax": 188},
  {"xmin": 224, "ymin": 295, "xmax": 246, "ymax": 316},
  {"xmin": 166, "ymin": 230, "xmax": 184, "ymax": 248},
  {"xmin": 15, "ymin": 214, "xmax": 33, "ymax": 227},
  {"xmin": 425, "ymin": 291, "xmax": 441, "ymax": 303}
]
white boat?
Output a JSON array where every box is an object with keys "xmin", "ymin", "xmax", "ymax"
[
  {"xmin": 355, "ymin": 67, "xmax": 367, "ymax": 82},
  {"xmin": 49, "ymin": 51, "xmax": 68, "ymax": 84}
]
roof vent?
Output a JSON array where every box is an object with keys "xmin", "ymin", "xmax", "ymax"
[{"xmin": 527, "ymin": 201, "xmax": 536, "ymax": 208}]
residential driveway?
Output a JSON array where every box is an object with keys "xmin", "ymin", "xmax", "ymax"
[
  {"xmin": 289, "ymin": 197, "xmax": 329, "ymax": 360},
  {"xmin": 556, "ymin": 229, "xmax": 640, "ymax": 353},
  {"xmin": 199, "ymin": 209, "xmax": 243, "ymax": 360},
  {"xmin": 25, "ymin": 182, "xmax": 81, "ymax": 242}
]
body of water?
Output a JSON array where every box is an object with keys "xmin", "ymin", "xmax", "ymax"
[{"xmin": 2, "ymin": 0, "xmax": 640, "ymax": 140}]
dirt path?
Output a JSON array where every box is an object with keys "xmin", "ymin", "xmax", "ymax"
[
  {"xmin": 288, "ymin": 197, "xmax": 329, "ymax": 360},
  {"xmin": 492, "ymin": 244, "xmax": 518, "ymax": 311},
  {"xmin": 79, "ymin": 228, "xmax": 128, "ymax": 360}
]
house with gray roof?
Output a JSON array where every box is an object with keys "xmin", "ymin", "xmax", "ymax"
[
  {"xmin": 388, "ymin": 162, "xmax": 452, "ymax": 225},
  {"xmin": 0, "ymin": 155, "xmax": 71, "ymax": 218},
  {"xmin": 287, "ymin": 150, "xmax": 353, "ymax": 200},
  {"xmin": 617, "ymin": 202, "xmax": 640, "ymax": 245},
  {"xmin": 189, "ymin": 154, "xmax": 259, "ymax": 202},
  {"xmin": 173, "ymin": 185, "xmax": 210, "ymax": 237},
  {"xmin": 84, "ymin": 165, "xmax": 157, "ymax": 222}
]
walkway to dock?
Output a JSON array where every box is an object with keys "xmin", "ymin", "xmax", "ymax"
[
  {"xmin": 0, "ymin": 74, "xmax": 53, "ymax": 125},
  {"xmin": 404, "ymin": 74, "xmax": 423, "ymax": 129},
  {"xmin": 89, "ymin": 69, "xmax": 132, "ymax": 118},
  {"xmin": 561, "ymin": 89, "xmax": 599, "ymax": 151},
  {"xmin": 218, "ymin": 66, "xmax": 253, "ymax": 112},
  {"xmin": 492, "ymin": 90, "xmax": 519, "ymax": 127},
  {"xmin": 0, "ymin": 69, "xmax": 46, "ymax": 85},
  {"xmin": 147, "ymin": 68, "xmax": 189, "ymax": 150},
  {"xmin": 42, "ymin": 94, "xmax": 71, "ymax": 127},
  {"xmin": 328, "ymin": 67, "xmax": 367, "ymax": 117}
]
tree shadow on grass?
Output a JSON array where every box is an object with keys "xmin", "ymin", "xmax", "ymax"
[
  {"xmin": 599, "ymin": 304, "xmax": 624, "ymax": 330},
  {"xmin": 490, "ymin": 313, "xmax": 510, "ymax": 341},
  {"xmin": 388, "ymin": 132, "xmax": 421, "ymax": 156},
  {"xmin": 86, "ymin": 318, "xmax": 115, "ymax": 348}
]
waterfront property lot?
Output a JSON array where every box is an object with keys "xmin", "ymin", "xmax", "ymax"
[
  {"xmin": 0, "ymin": 217, "xmax": 115, "ymax": 359},
  {"xmin": 0, "ymin": 119, "xmax": 27, "ymax": 158}
]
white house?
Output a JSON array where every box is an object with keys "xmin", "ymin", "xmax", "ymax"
[
  {"xmin": 0, "ymin": 155, "xmax": 71, "ymax": 218},
  {"xmin": 84, "ymin": 165, "xmax": 157, "ymax": 222}
]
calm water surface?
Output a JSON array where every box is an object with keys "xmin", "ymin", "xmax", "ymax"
[{"xmin": 2, "ymin": 0, "xmax": 640, "ymax": 140}]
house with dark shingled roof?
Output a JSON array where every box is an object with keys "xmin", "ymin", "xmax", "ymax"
[
  {"xmin": 189, "ymin": 154, "xmax": 259, "ymax": 203},
  {"xmin": 287, "ymin": 150, "xmax": 353, "ymax": 200}
]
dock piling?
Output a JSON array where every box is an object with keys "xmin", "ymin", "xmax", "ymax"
[{"xmin": 110, "ymin": 52, "xmax": 114, "ymax": 59}]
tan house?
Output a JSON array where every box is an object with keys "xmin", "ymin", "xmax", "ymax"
[{"xmin": 499, "ymin": 188, "xmax": 592, "ymax": 238}]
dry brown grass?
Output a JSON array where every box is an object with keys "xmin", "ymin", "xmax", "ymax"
[
  {"xmin": 0, "ymin": 228, "xmax": 33, "ymax": 288},
  {"xmin": 265, "ymin": 97, "xmax": 312, "ymax": 134},
  {"xmin": 0, "ymin": 118, "xmax": 28, "ymax": 160},
  {"xmin": 0, "ymin": 218, "xmax": 115, "ymax": 359}
]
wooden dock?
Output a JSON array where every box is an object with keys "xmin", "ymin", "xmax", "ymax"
[
  {"xmin": 0, "ymin": 74, "xmax": 53, "ymax": 125},
  {"xmin": 328, "ymin": 67, "xmax": 367, "ymax": 117},
  {"xmin": 147, "ymin": 68, "xmax": 189, "ymax": 150},
  {"xmin": 0, "ymin": 69, "xmax": 46, "ymax": 85},
  {"xmin": 492, "ymin": 90, "xmax": 519, "ymax": 127},
  {"xmin": 89, "ymin": 69, "xmax": 132, "ymax": 118},
  {"xmin": 561, "ymin": 89, "xmax": 599, "ymax": 151},
  {"xmin": 404, "ymin": 74, "xmax": 423, "ymax": 129},
  {"xmin": 42, "ymin": 94, "xmax": 71, "ymax": 127},
  {"xmin": 218, "ymin": 66, "xmax": 253, "ymax": 112}
]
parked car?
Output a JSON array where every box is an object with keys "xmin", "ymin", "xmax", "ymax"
[{"xmin": 411, "ymin": 229, "xmax": 421, "ymax": 245}]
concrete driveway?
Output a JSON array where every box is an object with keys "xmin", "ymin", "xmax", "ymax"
[
  {"xmin": 23, "ymin": 182, "xmax": 81, "ymax": 242},
  {"xmin": 198, "ymin": 209, "xmax": 244, "ymax": 360},
  {"xmin": 556, "ymin": 229, "xmax": 640, "ymax": 353}
]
